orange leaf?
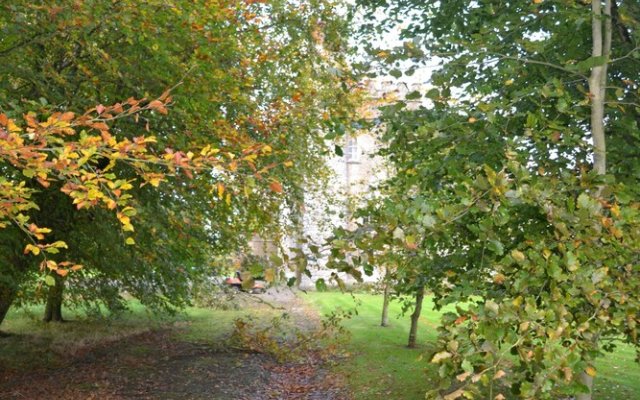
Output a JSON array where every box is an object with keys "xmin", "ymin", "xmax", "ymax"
[
  {"xmin": 59, "ymin": 112, "xmax": 75, "ymax": 122},
  {"xmin": 269, "ymin": 181, "xmax": 283, "ymax": 193}
]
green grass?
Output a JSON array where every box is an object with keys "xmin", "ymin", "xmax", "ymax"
[{"xmin": 303, "ymin": 292, "xmax": 640, "ymax": 400}]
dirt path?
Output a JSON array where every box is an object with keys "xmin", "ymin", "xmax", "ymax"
[{"xmin": 0, "ymin": 290, "xmax": 349, "ymax": 400}]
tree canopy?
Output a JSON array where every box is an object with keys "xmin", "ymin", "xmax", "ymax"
[
  {"xmin": 0, "ymin": 0, "xmax": 357, "ymax": 322},
  {"xmin": 333, "ymin": 1, "xmax": 640, "ymax": 399}
]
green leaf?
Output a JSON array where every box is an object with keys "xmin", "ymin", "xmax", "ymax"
[
  {"xmin": 315, "ymin": 278, "xmax": 328, "ymax": 292},
  {"xmin": 45, "ymin": 275, "xmax": 55, "ymax": 286},
  {"xmin": 487, "ymin": 239, "xmax": 504, "ymax": 255},
  {"xmin": 405, "ymin": 90, "xmax": 421, "ymax": 100},
  {"xmin": 565, "ymin": 251, "xmax": 579, "ymax": 272},
  {"xmin": 461, "ymin": 359, "xmax": 473, "ymax": 373},
  {"xmin": 334, "ymin": 145, "xmax": 344, "ymax": 157}
]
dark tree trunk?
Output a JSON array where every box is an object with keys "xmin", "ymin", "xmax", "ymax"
[
  {"xmin": 381, "ymin": 268, "xmax": 391, "ymax": 327},
  {"xmin": 407, "ymin": 285, "xmax": 425, "ymax": 348},
  {"xmin": 43, "ymin": 276, "xmax": 65, "ymax": 323},
  {"xmin": 0, "ymin": 283, "xmax": 16, "ymax": 327}
]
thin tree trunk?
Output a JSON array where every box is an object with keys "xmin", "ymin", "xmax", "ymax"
[
  {"xmin": 588, "ymin": 0, "xmax": 611, "ymax": 177},
  {"xmin": 407, "ymin": 284, "xmax": 425, "ymax": 348},
  {"xmin": 43, "ymin": 276, "xmax": 65, "ymax": 323},
  {"xmin": 0, "ymin": 283, "xmax": 16, "ymax": 328},
  {"xmin": 293, "ymin": 204, "xmax": 305, "ymax": 290},
  {"xmin": 381, "ymin": 267, "xmax": 391, "ymax": 327},
  {"xmin": 577, "ymin": 2, "xmax": 612, "ymax": 398},
  {"xmin": 295, "ymin": 266, "xmax": 302, "ymax": 289}
]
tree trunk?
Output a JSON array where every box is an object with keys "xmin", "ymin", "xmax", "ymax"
[
  {"xmin": 577, "ymin": 370, "xmax": 594, "ymax": 400},
  {"xmin": 43, "ymin": 276, "xmax": 65, "ymax": 323},
  {"xmin": 589, "ymin": 0, "xmax": 611, "ymax": 177},
  {"xmin": 407, "ymin": 285, "xmax": 425, "ymax": 348},
  {"xmin": 295, "ymin": 266, "xmax": 302, "ymax": 290},
  {"xmin": 293, "ymin": 203, "xmax": 305, "ymax": 290},
  {"xmin": 576, "ymin": 2, "xmax": 612, "ymax": 398},
  {"xmin": 381, "ymin": 268, "xmax": 391, "ymax": 327},
  {"xmin": 0, "ymin": 283, "xmax": 16, "ymax": 328}
]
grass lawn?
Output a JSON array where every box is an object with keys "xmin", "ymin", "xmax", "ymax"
[{"xmin": 303, "ymin": 291, "xmax": 640, "ymax": 400}]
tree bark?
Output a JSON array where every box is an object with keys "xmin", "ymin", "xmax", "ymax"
[
  {"xmin": 577, "ymin": 2, "xmax": 612, "ymax": 399},
  {"xmin": 0, "ymin": 283, "xmax": 16, "ymax": 327},
  {"xmin": 381, "ymin": 267, "xmax": 391, "ymax": 327},
  {"xmin": 407, "ymin": 284, "xmax": 425, "ymax": 348},
  {"xmin": 43, "ymin": 276, "xmax": 65, "ymax": 323},
  {"xmin": 293, "ymin": 204, "xmax": 305, "ymax": 290},
  {"xmin": 588, "ymin": 0, "xmax": 611, "ymax": 177}
]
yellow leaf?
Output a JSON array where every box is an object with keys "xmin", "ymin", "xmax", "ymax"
[
  {"xmin": 217, "ymin": 182, "xmax": 225, "ymax": 199},
  {"xmin": 444, "ymin": 389, "xmax": 464, "ymax": 400},
  {"xmin": 512, "ymin": 296, "xmax": 523, "ymax": 307},
  {"xmin": 125, "ymin": 237, "xmax": 135, "ymax": 245},
  {"xmin": 511, "ymin": 249, "xmax": 526, "ymax": 262},
  {"xmin": 562, "ymin": 367, "xmax": 573, "ymax": 381},
  {"xmin": 611, "ymin": 203, "xmax": 620, "ymax": 218},
  {"xmin": 8, "ymin": 120, "xmax": 21, "ymax": 133},
  {"xmin": 585, "ymin": 366, "xmax": 597, "ymax": 377},
  {"xmin": 456, "ymin": 371, "xmax": 472, "ymax": 382},
  {"xmin": 24, "ymin": 244, "xmax": 40, "ymax": 255},
  {"xmin": 51, "ymin": 240, "xmax": 68, "ymax": 249},
  {"xmin": 46, "ymin": 260, "xmax": 57, "ymax": 270},
  {"xmin": 117, "ymin": 213, "xmax": 131, "ymax": 225},
  {"xmin": 431, "ymin": 351, "xmax": 452, "ymax": 363},
  {"xmin": 283, "ymin": 160, "xmax": 294, "ymax": 167}
]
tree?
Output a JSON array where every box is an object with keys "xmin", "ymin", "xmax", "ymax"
[
  {"xmin": 328, "ymin": 194, "xmax": 436, "ymax": 347},
  {"xmin": 351, "ymin": 0, "xmax": 640, "ymax": 398},
  {"xmin": 0, "ymin": 0, "xmax": 357, "ymax": 325}
]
